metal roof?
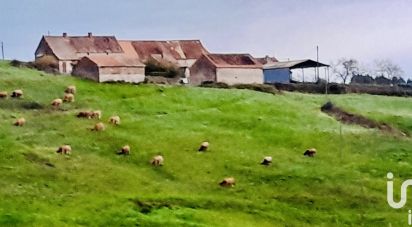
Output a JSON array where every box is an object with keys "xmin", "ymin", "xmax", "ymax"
[{"xmin": 263, "ymin": 59, "xmax": 329, "ymax": 69}]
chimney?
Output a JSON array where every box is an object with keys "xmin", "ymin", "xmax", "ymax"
[
  {"xmin": 62, "ymin": 32, "xmax": 67, "ymax": 37},
  {"xmin": 88, "ymin": 32, "xmax": 92, "ymax": 38}
]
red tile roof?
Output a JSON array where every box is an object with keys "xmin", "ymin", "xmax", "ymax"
[
  {"xmin": 41, "ymin": 35, "xmax": 123, "ymax": 60},
  {"xmin": 203, "ymin": 54, "xmax": 262, "ymax": 68},
  {"xmin": 130, "ymin": 40, "xmax": 208, "ymax": 61}
]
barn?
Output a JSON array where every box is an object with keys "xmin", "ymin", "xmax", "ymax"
[
  {"xmin": 72, "ymin": 55, "xmax": 145, "ymax": 83},
  {"xmin": 189, "ymin": 54, "xmax": 263, "ymax": 85},
  {"xmin": 34, "ymin": 33, "xmax": 123, "ymax": 74},
  {"xmin": 128, "ymin": 40, "xmax": 209, "ymax": 78}
]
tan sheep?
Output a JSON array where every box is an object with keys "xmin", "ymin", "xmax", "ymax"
[
  {"xmin": 91, "ymin": 110, "xmax": 101, "ymax": 119},
  {"xmin": 65, "ymin": 85, "xmax": 76, "ymax": 94},
  {"xmin": 198, "ymin": 141, "xmax": 209, "ymax": 152},
  {"xmin": 92, "ymin": 122, "xmax": 105, "ymax": 131},
  {"xmin": 219, "ymin": 177, "xmax": 236, "ymax": 187},
  {"xmin": 261, "ymin": 156, "xmax": 273, "ymax": 165},
  {"xmin": 14, "ymin": 117, "xmax": 26, "ymax": 126},
  {"xmin": 151, "ymin": 155, "xmax": 164, "ymax": 166},
  {"xmin": 56, "ymin": 145, "xmax": 72, "ymax": 155},
  {"xmin": 11, "ymin": 89, "xmax": 23, "ymax": 98},
  {"xmin": 118, "ymin": 145, "xmax": 130, "ymax": 155},
  {"xmin": 63, "ymin": 93, "xmax": 75, "ymax": 102},
  {"xmin": 51, "ymin": 98, "xmax": 63, "ymax": 108},
  {"xmin": 304, "ymin": 148, "xmax": 317, "ymax": 157},
  {"xmin": 0, "ymin": 91, "xmax": 7, "ymax": 98},
  {"xmin": 108, "ymin": 115, "xmax": 121, "ymax": 125}
]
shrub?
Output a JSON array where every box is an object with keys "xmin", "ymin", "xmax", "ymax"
[
  {"xmin": 232, "ymin": 84, "xmax": 279, "ymax": 95},
  {"xmin": 33, "ymin": 56, "xmax": 59, "ymax": 74},
  {"xmin": 200, "ymin": 81, "xmax": 230, "ymax": 89},
  {"xmin": 10, "ymin": 60, "xmax": 29, "ymax": 68},
  {"xmin": 144, "ymin": 58, "xmax": 180, "ymax": 78}
]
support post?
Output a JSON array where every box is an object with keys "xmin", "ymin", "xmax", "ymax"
[{"xmin": 1, "ymin": 42, "xmax": 4, "ymax": 60}]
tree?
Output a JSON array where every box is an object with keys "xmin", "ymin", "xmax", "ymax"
[
  {"xmin": 373, "ymin": 59, "xmax": 404, "ymax": 79},
  {"xmin": 332, "ymin": 58, "xmax": 359, "ymax": 84}
]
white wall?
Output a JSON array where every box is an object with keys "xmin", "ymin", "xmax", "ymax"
[
  {"xmin": 216, "ymin": 68, "xmax": 263, "ymax": 85},
  {"xmin": 58, "ymin": 60, "xmax": 74, "ymax": 74}
]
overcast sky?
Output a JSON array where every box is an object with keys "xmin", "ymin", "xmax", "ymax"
[{"xmin": 1, "ymin": 0, "xmax": 411, "ymax": 78}]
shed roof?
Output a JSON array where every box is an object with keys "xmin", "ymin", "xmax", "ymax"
[
  {"xmin": 81, "ymin": 55, "xmax": 144, "ymax": 67},
  {"xmin": 203, "ymin": 54, "xmax": 262, "ymax": 68},
  {"xmin": 40, "ymin": 35, "xmax": 123, "ymax": 60},
  {"xmin": 264, "ymin": 59, "xmax": 329, "ymax": 69}
]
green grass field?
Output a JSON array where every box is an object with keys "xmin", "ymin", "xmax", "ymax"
[{"xmin": 1, "ymin": 61, "xmax": 412, "ymax": 226}]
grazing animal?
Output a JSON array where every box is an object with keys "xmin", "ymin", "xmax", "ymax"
[
  {"xmin": 65, "ymin": 85, "xmax": 76, "ymax": 94},
  {"xmin": 92, "ymin": 122, "xmax": 105, "ymax": 131},
  {"xmin": 91, "ymin": 110, "xmax": 101, "ymax": 119},
  {"xmin": 63, "ymin": 93, "xmax": 75, "ymax": 102},
  {"xmin": 151, "ymin": 155, "xmax": 164, "ymax": 166},
  {"xmin": 108, "ymin": 116, "xmax": 120, "ymax": 125},
  {"xmin": 198, "ymin": 141, "xmax": 209, "ymax": 152},
  {"xmin": 304, "ymin": 148, "xmax": 317, "ymax": 157},
  {"xmin": 219, "ymin": 177, "xmax": 236, "ymax": 187},
  {"xmin": 261, "ymin": 156, "xmax": 273, "ymax": 165},
  {"xmin": 77, "ymin": 111, "xmax": 93, "ymax": 119},
  {"xmin": 0, "ymin": 91, "xmax": 7, "ymax": 98},
  {"xmin": 56, "ymin": 145, "xmax": 72, "ymax": 155},
  {"xmin": 51, "ymin": 98, "xmax": 63, "ymax": 108},
  {"xmin": 118, "ymin": 145, "xmax": 130, "ymax": 155},
  {"xmin": 11, "ymin": 89, "xmax": 23, "ymax": 98},
  {"xmin": 14, "ymin": 117, "xmax": 26, "ymax": 126}
]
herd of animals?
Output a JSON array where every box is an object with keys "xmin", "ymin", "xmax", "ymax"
[{"xmin": 0, "ymin": 86, "xmax": 317, "ymax": 187}]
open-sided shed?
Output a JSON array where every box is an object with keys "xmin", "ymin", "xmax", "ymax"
[{"xmin": 263, "ymin": 59, "xmax": 329, "ymax": 84}]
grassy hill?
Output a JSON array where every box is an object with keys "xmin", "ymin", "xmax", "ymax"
[{"xmin": 1, "ymin": 61, "xmax": 412, "ymax": 226}]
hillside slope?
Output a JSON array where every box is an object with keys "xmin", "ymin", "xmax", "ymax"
[{"xmin": 1, "ymin": 61, "xmax": 412, "ymax": 226}]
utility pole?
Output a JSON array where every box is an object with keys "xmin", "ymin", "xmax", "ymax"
[
  {"xmin": 1, "ymin": 42, "xmax": 4, "ymax": 60},
  {"xmin": 316, "ymin": 45, "xmax": 319, "ymax": 81}
]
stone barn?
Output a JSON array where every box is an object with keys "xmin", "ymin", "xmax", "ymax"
[
  {"xmin": 72, "ymin": 55, "xmax": 145, "ymax": 83},
  {"xmin": 189, "ymin": 54, "xmax": 263, "ymax": 85},
  {"xmin": 34, "ymin": 33, "xmax": 124, "ymax": 74}
]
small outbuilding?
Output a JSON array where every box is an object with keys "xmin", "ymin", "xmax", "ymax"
[
  {"xmin": 263, "ymin": 59, "xmax": 329, "ymax": 84},
  {"xmin": 72, "ymin": 55, "xmax": 145, "ymax": 83},
  {"xmin": 189, "ymin": 54, "xmax": 263, "ymax": 85}
]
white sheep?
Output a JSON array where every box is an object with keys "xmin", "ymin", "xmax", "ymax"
[{"xmin": 151, "ymin": 155, "xmax": 164, "ymax": 166}]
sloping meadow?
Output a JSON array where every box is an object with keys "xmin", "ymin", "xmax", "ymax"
[{"xmin": 1, "ymin": 61, "xmax": 412, "ymax": 226}]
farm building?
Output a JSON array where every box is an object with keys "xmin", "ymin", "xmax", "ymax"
[
  {"xmin": 35, "ymin": 33, "xmax": 123, "ymax": 74},
  {"xmin": 128, "ymin": 40, "xmax": 209, "ymax": 77},
  {"xmin": 189, "ymin": 54, "xmax": 263, "ymax": 85},
  {"xmin": 263, "ymin": 59, "xmax": 329, "ymax": 84},
  {"xmin": 72, "ymin": 55, "xmax": 145, "ymax": 83}
]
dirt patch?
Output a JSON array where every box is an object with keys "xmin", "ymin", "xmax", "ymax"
[{"xmin": 321, "ymin": 101, "xmax": 407, "ymax": 137}]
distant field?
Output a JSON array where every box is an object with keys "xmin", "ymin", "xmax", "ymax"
[{"xmin": 1, "ymin": 61, "xmax": 412, "ymax": 226}]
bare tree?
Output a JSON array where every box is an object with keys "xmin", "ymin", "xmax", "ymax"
[
  {"xmin": 373, "ymin": 59, "xmax": 404, "ymax": 79},
  {"xmin": 332, "ymin": 58, "xmax": 359, "ymax": 84}
]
